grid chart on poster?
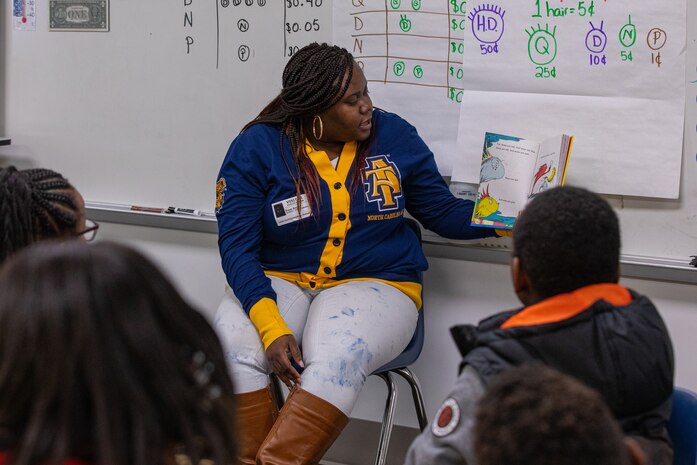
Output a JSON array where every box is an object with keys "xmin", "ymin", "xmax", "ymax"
[{"xmin": 344, "ymin": 1, "xmax": 469, "ymax": 103}]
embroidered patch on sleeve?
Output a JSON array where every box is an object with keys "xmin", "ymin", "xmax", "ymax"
[
  {"xmin": 432, "ymin": 398, "xmax": 461, "ymax": 437},
  {"xmin": 215, "ymin": 177, "xmax": 227, "ymax": 212}
]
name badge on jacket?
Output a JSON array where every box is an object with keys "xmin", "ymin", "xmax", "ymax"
[{"xmin": 272, "ymin": 194, "xmax": 312, "ymax": 226}]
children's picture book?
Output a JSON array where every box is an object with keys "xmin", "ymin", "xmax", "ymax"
[{"xmin": 471, "ymin": 132, "xmax": 573, "ymax": 229}]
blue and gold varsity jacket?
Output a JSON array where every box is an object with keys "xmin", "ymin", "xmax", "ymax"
[{"xmin": 216, "ymin": 110, "xmax": 495, "ymax": 347}]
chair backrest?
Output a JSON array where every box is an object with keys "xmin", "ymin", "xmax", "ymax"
[{"xmin": 667, "ymin": 387, "xmax": 697, "ymax": 465}]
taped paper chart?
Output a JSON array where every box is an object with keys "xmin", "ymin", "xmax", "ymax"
[
  {"xmin": 333, "ymin": 1, "xmax": 468, "ymax": 175},
  {"xmin": 451, "ymin": 0, "xmax": 686, "ymax": 199}
]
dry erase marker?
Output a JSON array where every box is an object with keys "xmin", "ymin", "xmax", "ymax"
[
  {"xmin": 168, "ymin": 207, "xmax": 205, "ymax": 216},
  {"xmin": 131, "ymin": 205, "xmax": 167, "ymax": 213}
]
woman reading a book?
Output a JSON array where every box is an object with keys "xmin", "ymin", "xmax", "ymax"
[{"xmin": 214, "ymin": 42, "xmax": 499, "ymax": 464}]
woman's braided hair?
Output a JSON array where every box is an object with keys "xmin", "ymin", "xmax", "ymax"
[
  {"xmin": 0, "ymin": 166, "xmax": 78, "ymax": 263},
  {"xmin": 243, "ymin": 42, "xmax": 375, "ymax": 212}
]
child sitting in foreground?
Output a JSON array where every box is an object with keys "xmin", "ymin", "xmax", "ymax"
[
  {"xmin": 405, "ymin": 186, "xmax": 673, "ymax": 465},
  {"xmin": 474, "ymin": 364, "xmax": 646, "ymax": 465}
]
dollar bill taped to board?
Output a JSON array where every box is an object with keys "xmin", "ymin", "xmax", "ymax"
[{"xmin": 49, "ymin": 0, "xmax": 109, "ymax": 31}]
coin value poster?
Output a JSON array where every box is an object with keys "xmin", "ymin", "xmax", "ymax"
[
  {"xmin": 333, "ymin": 1, "xmax": 469, "ymax": 175},
  {"xmin": 451, "ymin": 0, "xmax": 686, "ymax": 199}
]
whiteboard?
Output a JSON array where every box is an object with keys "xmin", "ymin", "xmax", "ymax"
[
  {"xmin": 2, "ymin": 0, "xmax": 333, "ymax": 212},
  {"xmin": 1, "ymin": 0, "xmax": 696, "ymax": 263}
]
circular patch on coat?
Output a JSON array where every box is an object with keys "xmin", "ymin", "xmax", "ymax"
[{"xmin": 432, "ymin": 398, "xmax": 460, "ymax": 437}]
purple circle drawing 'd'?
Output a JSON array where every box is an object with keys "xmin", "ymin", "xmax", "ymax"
[{"xmin": 585, "ymin": 21, "xmax": 607, "ymax": 54}]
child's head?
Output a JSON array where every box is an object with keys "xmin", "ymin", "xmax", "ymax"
[
  {"xmin": 473, "ymin": 364, "xmax": 644, "ymax": 465},
  {"xmin": 512, "ymin": 186, "xmax": 620, "ymax": 303},
  {"xmin": 0, "ymin": 166, "xmax": 86, "ymax": 264},
  {"xmin": 0, "ymin": 241, "xmax": 237, "ymax": 465}
]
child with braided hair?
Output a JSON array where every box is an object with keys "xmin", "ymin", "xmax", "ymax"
[
  {"xmin": 0, "ymin": 166, "xmax": 94, "ymax": 264},
  {"xmin": 214, "ymin": 42, "xmax": 500, "ymax": 464}
]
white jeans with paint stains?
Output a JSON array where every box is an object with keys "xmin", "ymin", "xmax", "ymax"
[{"xmin": 214, "ymin": 276, "xmax": 419, "ymax": 415}]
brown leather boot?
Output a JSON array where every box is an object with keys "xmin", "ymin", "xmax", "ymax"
[
  {"xmin": 256, "ymin": 386, "xmax": 349, "ymax": 465},
  {"xmin": 236, "ymin": 386, "xmax": 279, "ymax": 464}
]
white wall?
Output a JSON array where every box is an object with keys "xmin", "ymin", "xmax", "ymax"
[
  {"xmin": 97, "ymin": 222, "xmax": 697, "ymax": 428},
  {"xmin": 98, "ymin": 222, "xmax": 226, "ymax": 314}
]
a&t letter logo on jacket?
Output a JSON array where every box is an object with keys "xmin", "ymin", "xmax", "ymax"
[{"xmin": 363, "ymin": 155, "xmax": 403, "ymax": 211}]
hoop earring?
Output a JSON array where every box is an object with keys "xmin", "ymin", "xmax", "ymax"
[{"xmin": 312, "ymin": 115, "xmax": 324, "ymax": 140}]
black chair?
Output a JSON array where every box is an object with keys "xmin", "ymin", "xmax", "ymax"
[
  {"xmin": 370, "ymin": 306, "xmax": 427, "ymax": 465},
  {"xmin": 370, "ymin": 217, "xmax": 428, "ymax": 465}
]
